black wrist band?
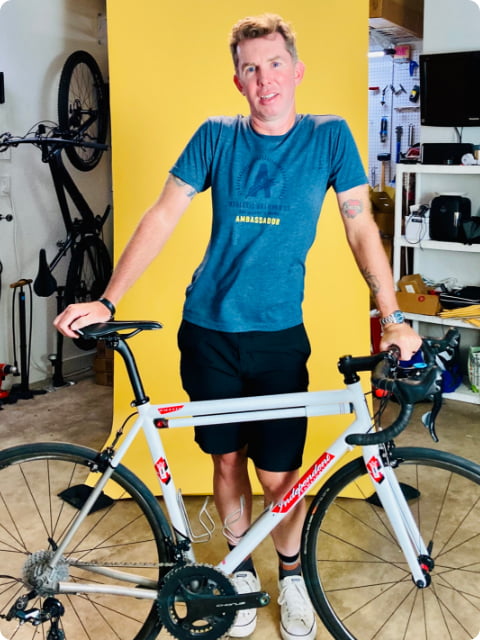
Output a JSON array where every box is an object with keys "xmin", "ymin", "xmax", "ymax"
[{"xmin": 98, "ymin": 297, "xmax": 116, "ymax": 317}]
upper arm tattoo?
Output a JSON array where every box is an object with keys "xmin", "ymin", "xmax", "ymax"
[
  {"xmin": 169, "ymin": 174, "xmax": 197, "ymax": 200},
  {"xmin": 341, "ymin": 199, "xmax": 363, "ymax": 219}
]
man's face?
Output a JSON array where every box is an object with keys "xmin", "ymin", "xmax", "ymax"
[{"xmin": 233, "ymin": 32, "xmax": 304, "ymax": 135}]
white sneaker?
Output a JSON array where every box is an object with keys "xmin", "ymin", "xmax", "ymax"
[
  {"xmin": 278, "ymin": 576, "xmax": 317, "ymax": 640},
  {"xmin": 228, "ymin": 571, "xmax": 260, "ymax": 638}
]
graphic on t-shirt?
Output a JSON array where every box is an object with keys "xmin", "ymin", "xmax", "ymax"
[
  {"xmin": 246, "ymin": 162, "xmax": 275, "ymax": 198},
  {"xmin": 232, "ymin": 156, "xmax": 289, "ymax": 226}
]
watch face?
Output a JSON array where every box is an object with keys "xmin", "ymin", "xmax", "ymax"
[{"xmin": 381, "ymin": 310, "xmax": 405, "ymax": 325}]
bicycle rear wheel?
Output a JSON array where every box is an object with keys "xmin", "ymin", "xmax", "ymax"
[
  {"xmin": 65, "ymin": 234, "xmax": 112, "ymax": 350},
  {"xmin": 0, "ymin": 442, "xmax": 172, "ymax": 640},
  {"xmin": 302, "ymin": 447, "xmax": 480, "ymax": 640},
  {"xmin": 58, "ymin": 50, "xmax": 108, "ymax": 171}
]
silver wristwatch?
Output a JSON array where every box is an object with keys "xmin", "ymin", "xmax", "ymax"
[{"xmin": 380, "ymin": 310, "xmax": 405, "ymax": 327}]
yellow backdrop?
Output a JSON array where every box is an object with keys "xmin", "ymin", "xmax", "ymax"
[{"xmin": 105, "ymin": 0, "xmax": 369, "ymax": 495}]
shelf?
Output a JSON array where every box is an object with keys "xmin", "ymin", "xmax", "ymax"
[
  {"xmin": 397, "ymin": 164, "xmax": 480, "ymax": 175},
  {"xmin": 393, "ymin": 164, "xmax": 480, "ymax": 404},
  {"xmin": 404, "ymin": 312, "xmax": 480, "ymax": 330},
  {"xmin": 444, "ymin": 382, "xmax": 480, "ymax": 405},
  {"xmin": 398, "ymin": 238, "xmax": 480, "ymax": 253}
]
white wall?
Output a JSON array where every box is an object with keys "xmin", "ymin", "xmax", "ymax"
[
  {"xmin": 422, "ymin": 0, "xmax": 480, "ymax": 145},
  {"xmin": 0, "ymin": 0, "xmax": 111, "ymax": 387}
]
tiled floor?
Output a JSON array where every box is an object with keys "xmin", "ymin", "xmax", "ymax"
[{"xmin": 0, "ymin": 374, "xmax": 479, "ymax": 639}]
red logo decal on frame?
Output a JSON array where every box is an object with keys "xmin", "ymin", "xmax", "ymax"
[
  {"xmin": 366, "ymin": 456, "xmax": 384, "ymax": 484},
  {"xmin": 155, "ymin": 457, "xmax": 171, "ymax": 484},
  {"xmin": 158, "ymin": 405, "xmax": 184, "ymax": 415}
]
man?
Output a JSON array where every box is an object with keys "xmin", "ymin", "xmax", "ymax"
[{"xmin": 55, "ymin": 14, "xmax": 421, "ymax": 640}]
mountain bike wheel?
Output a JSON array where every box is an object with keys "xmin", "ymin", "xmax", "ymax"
[
  {"xmin": 0, "ymin": 442, "xmax": 173, "ymax": 640},
  {"xmin": 58, "ymin": 50, "xmax": 108, "ymax": 171},
  {"xmin": 302, "ymin": 447, "xmax": 480, "ymax": 640},
  {"xmin": 65, "ymin": 234, "xmax": 112, "ymax": 350}
]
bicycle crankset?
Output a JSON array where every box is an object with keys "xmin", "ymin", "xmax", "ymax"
[{"xmin": 157, "ymin": 564, "xmax": 270, "ymax": 640}]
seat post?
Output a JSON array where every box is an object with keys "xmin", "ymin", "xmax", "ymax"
[{"xmin": 106, "ymin": 336, "xmax": 149, "ymax": 406}]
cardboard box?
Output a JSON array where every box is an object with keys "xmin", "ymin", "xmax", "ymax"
[
  {"xmin": 398, "ymin": 274, "xmax": 427, "ymax": 294},
  {"xmin": 397, "ymin": 292, "xmax": 441, "ymax": 316},
  {"xmin": 397, "ymin": 274, "xmax": 441, "ymax": 315}
]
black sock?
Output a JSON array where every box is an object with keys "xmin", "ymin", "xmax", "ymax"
[
  {"xmin": 228, "ymin": 543, "xmax": 256, "ymax": 576},
  {"xmin": 277, "ymin": 550, "xmax": 301, "ymax": 580}
]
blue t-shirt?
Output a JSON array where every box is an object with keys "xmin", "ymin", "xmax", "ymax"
[{"xmin": 171, "ymin": 114, "xmax": 367, "ymax": 332}]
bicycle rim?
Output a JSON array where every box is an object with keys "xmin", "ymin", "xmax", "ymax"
[
  {"xmin": 58, "ymin": 50, "xmax": 108, "ymax": 171},
  {"xmin": 0, "ymin": 442, "xmax": 171, "ymax": 640},
  {"xmin": 302, "ymin": 447, "xmax": 480, "ymax": 640},
  {"xmin": 65, "ymin": 235, "xmax": 112, "ymax": 349}
]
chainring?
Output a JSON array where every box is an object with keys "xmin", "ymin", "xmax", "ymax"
[{"xmin": 157, "ymin": 564, "xmax": 237, "ymax": 640}]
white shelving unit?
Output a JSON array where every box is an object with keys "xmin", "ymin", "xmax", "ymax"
[{"xmin": 393, "ymin": 163, "xmax": 480, "ymax": 405}]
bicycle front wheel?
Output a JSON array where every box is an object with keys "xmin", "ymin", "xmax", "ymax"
[
  {"xmin": 58, "ymin": 50, "xmax": 108, "ymax": 171},
  {"xmin": 0, "ymin": 442, "xmax": 172, "ymax": 640},
  {"xmin": 65, "ymin": 234, "xmax": 112, "ymax": 349},
  {"xmin": 302, "ymin": 447, "xmax": 480, "ymax": 640}
]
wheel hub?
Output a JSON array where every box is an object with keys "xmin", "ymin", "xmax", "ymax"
[{"xmin": 22, "ymin": 550, "xmax": 69, "ymax": 596}]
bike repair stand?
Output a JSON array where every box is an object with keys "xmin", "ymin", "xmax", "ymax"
[
  {"xmin": 7, "ymin": 279, "xmax": 46, "ymax": 403},
  {"xmin": 46, "ymin": 285, "xmax": 75, "ymax": 391}
]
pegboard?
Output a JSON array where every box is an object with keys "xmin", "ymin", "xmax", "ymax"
[{"xmin": 368, "ymin": 44, "xmax": 421, "ymax": 190}]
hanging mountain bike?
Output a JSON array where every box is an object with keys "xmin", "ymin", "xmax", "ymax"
[{"xmin": 0, "ymin": 51, "xmax": 112, "ymax": 361}]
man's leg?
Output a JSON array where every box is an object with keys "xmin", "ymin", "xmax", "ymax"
[
  {"xmin": 255, "ymin": 467, "xmax": 305, "ymax": 557},
  {"xmin": 256, "ymin": 467, "xmax": 317, "ymax": 640},
  {"xmin": 212, "ymin": 448, "xmax": 252, "ymax": 541},
  {"xmin": 212, "ymin": 449, "xmax": 261, "ymax": 638}
]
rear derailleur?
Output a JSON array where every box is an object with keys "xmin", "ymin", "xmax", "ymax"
[{"xmin": 3, "ymin": 592, "xmax": 65, "ymax": 640}]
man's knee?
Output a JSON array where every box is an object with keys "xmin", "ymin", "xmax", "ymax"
[
  {"xmin": 212, "ymin": 448, "xmax": 248, "ymax": 479},
  {"xmin": 256, "ymin": 468, "xmax": 299, "ymax": 502}
]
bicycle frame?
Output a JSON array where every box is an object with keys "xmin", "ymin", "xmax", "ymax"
[
  {"xmin": 49, "ymin": 374, "xmax": 432, "ymax": 600},
  {"xmin": 46, "ymin": 144, "xmax": 109, "ymax": 272}
]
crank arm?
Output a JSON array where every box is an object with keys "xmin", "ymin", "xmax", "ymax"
[{"xmin": 181, "ymin": 590, "xmax": 270, "ymax": 619}]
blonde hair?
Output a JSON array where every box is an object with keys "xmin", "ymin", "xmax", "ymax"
[{"xmin": 229, "ymin": 13, "xmax": 298, "ymax": 70}]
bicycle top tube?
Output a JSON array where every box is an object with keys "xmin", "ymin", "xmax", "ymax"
[{"xmin": 78, "ymin": 320, "xmax": 459, "ymax": 446}]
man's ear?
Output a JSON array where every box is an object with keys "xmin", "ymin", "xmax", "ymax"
[
  {"xmin": 294, "ymin": 60, "xmax": 305, "ymax": 86},
  {"xmin": 233, "ymin": 74, "xmax": 245, "ymax": 94}
]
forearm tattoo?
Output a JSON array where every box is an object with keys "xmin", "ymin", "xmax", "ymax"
[
  {"xmin": 341, "ymin": 199, "xmax": 363, "ymax": 219},
  {"xmin": 170, "ymin": 174, "xmax": 197, "ymax": 199},
  {"xmin": 361, "ymin": 266, "xmax": 380, "ymax": 297}
]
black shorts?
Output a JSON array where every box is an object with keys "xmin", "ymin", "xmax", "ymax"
[{"xmin": 177, "ymin": 320, "xmax": 311, "ymax": 472}]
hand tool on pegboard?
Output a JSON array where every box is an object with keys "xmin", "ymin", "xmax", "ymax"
[
  {"xmin": 395, "ymin": 126, "xmax": 403, "ymax": 163},
  {"xmin": 380, "ymin": 117, "xmax": 388, "ymax": 143}
]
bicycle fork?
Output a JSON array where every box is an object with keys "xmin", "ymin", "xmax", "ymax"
[{"xmin": 362, "ymin": 444, "xmax": 432, "ymax": 588}]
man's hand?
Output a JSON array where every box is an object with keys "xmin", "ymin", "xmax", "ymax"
[
  {"xmin": 379, "ymin": 322, "xmax": 423, "ymax": 361},
  {"xmin": 53, "ymin": 301, "xmax": 113, "ymax": 338}
]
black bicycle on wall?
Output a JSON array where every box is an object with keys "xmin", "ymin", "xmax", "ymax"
[{"xmin": 0, "ymin": 51, "xmax": 112, "ymax": 385}]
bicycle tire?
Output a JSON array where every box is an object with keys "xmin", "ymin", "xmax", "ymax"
[
  {"xmin": 0, "ymin": 441, "xmax": 172, "ymax": 640},
  {"xmin": 58, "ymin": 50, "xmax": 108, "ymax": 171},
  {"xmin": 65, "ymin": 234, "xmax": 112, "ymax": 350},
  {"xmin": 301, "ymin": 446, "xmax": 480, "ymax": 640}
]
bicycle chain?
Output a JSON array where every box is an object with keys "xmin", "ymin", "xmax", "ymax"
[{"xmin": 69, "ymin": 560, "xmax": 175, "ymax": 568}]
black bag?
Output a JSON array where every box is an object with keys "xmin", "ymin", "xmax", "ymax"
[
  {"xmin": 439, "ymin": 286, "xmax": 480, "ymax": 309},
  {"xmin": 462, "ymin": 217, "xmax": 480, "ymax": 244},
  {"xmin": 429, "ymin": 195, "xmax": 471, "ymax": 242}
]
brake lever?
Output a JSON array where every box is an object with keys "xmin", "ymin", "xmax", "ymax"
[{"xmin": 421, "ymin": 390, "xmax": 442, "ymax": 443}]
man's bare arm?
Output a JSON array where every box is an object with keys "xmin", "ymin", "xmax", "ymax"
[
  {"xmin": 54, "ymin": 174, "xmax": 196, "ymax": 337},
  {"xmin": 336, "ymin": 184, "xmax": 422, "ymax": 358}
]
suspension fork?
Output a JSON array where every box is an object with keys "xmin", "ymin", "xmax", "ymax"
[{"xmin": 362, "ymin": 444, "xmax": 432, "ymax": 587}]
